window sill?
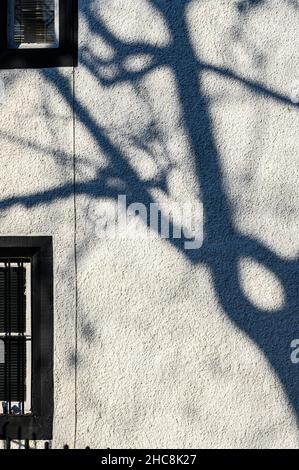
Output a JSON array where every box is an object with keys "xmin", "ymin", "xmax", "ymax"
[{"xmin": 0, "ymin": 47, "xmax": 77, "ymax": 69}]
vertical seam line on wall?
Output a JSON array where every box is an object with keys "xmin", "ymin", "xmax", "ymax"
[{"xmin": 72, "ymin": 64, "xmax": 78, "ymax": 450}]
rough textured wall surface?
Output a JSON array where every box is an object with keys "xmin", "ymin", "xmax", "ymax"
[
  {"xmin": 1, "ymin": 0, "xmax": 299, "ymax": 449},
  {"xmin": 0, "ymin": 69, "xmax": 76, "ymax": 448},
  {"xmin": 75, "ymin": 0, "xmax": 299, "ymax": 448}
]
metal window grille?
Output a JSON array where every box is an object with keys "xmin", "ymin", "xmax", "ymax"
[
  {"xmin": 8, "ymin": 0, "xmax": 59, "ymax": 48},
  {"xmin": 0, "ymin": 260, "xmax": 31, "ymax": 416}
]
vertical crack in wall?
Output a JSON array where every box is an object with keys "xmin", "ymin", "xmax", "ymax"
[{"xmin": 72, "ymin": 65, "xmax": 78, "ymax": 450}]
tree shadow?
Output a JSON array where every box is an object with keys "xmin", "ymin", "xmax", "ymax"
[
  {"xmin": 150, "ymin": 0, "xmax": 299, "ymax": 422},
  {"xmin": 1, "ymin": 0, "xmax": 298, "ymax": 430}
]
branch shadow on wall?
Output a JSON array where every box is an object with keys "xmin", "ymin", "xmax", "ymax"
[
  {"xmin": 0, "ymin": 0, "xmax": 298, "ymax": 427},
  {"xmin": 147, "ymin": 0, "xmax": 299, "ymax": 424}
]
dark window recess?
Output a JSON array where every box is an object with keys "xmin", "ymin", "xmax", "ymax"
[
  {"xmin": 11, "ymin": 0, "xmax": 57, "ymax": 46},
  {"xmin": 0, "ymin": 263, "xmax": 28, "ymax": 413},
  {"xmin": 0, "ymin": 265, "xmax": 26, "ymax": 332},
  {"xmin": 0, "ymin": 0, "xmax": 77, "ymax": 69},
  {"xmin": 0, "ymin": 238, "xmax": 53, "ymax": 441},
  {"xmin": 0, "ymin": 340, "xmax": 26, "ymax": 404}
]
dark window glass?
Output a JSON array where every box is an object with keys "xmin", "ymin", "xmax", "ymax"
[
  {"xmin": 0, "ymin": 263, "xmax": 30, "ymax": 415},
  {"xmin": 11, "ymin": 0, "xmax": 57, "ymax": 46},
  {"xmin": 0, "ymin": 266, "xmax": 26, "ymax": 333}
]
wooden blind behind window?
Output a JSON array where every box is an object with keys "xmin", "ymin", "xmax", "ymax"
[
  {"xmin": 0, "ymin": 265, "xmax": 27, "ymax": 412},
  {"xmin": 13, "ymin": 0, "xmax": 56, "ymax": 45}
]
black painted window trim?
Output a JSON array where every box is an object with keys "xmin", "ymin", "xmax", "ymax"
[
  {"xmin": 0, "ymin": 237, "xmax": 54, "ymax": 440},
  {"xmin": 0, "ymin": 1, "xmax": 78, "ymax": 69}
]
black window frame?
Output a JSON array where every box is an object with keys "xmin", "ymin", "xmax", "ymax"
[
  {"xmin": 0, "ymin": 237, "xmax": 54, "ymax": 441},
  {"xmin": 0, "ymin": 0, "xmax": 77, "ymax": 69}
]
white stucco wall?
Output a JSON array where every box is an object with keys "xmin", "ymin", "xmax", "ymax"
[
  {"xmin": 0, "ymin": 0, "xmax": 298, "ymax": 449},
  {"xmin": 0, "ymin": 69, "xmax": 76, "ymax": 448}
]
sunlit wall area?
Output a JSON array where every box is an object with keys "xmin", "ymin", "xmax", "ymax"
[{"xmin": 0, "ymin": 0, "xmax": 298, "ymax": 449}]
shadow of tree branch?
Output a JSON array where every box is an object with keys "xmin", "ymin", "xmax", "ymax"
[{"xmin": 1, "ymin": 0, "xmax": 298, "ymax": 428}]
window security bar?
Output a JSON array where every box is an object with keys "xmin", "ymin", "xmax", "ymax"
[{"xmin": 0, "ymin": 260, "xmax": 31, "ymax": 416}]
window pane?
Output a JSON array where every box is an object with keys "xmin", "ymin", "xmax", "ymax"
[
  {"xmin": 0, "ymin": 262, "xmax": 31, "ymax": 415},
  {"xmin": 0, "ymin": 266, "xmax": 26, "ymax": 333},
  {"xmin": 12, "ymin": 0, "xmax": 57, "ymax": 46},
  {"xmin": 0, "ymin": 340, "xmax": 4, "ymax": 365},
  {"xmin": 0, "ymin": 339, "xmax": 26, "ymax": 405}
]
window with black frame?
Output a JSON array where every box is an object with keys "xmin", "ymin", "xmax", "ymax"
[
  {"xmin": 0, "ymin": 0, "xmax": 77, "ymax": 68},
  {"xmin": 0, "ymin": 237, "xmax": 53, "ymax": 441},
  {"xmin": 8, "ymin": 0, "xmax": 59, "ymax": 48}
]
